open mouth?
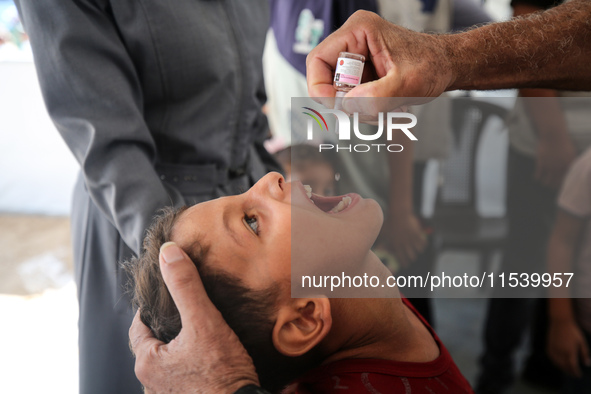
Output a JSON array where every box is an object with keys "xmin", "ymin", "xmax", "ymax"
[{"xmin": 304, "ymin": 185, "xmax": 352, "ymax": 214}]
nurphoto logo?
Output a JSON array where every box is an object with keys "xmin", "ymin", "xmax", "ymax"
[{"xmin": 302, "ymin": 107, "xmax": 417, "ymax": 153}]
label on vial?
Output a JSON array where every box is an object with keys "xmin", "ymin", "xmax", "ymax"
[{"xmin": 334, "ymin": 57, "xmax": 363, "ymax": 85}]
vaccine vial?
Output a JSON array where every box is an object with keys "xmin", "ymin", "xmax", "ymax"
[{"xmin": 333, "ymin": 52, "xmax": 365, "ymax": 98}]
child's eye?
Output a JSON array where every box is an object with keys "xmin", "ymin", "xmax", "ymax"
[{"xmin": 244, "ymin": 214, "xmax": 259, "ymax": 235}]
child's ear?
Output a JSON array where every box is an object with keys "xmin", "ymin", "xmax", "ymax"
[{"xmin": 272, "ymin": 298, "xmax": 332, "ymax": 357}]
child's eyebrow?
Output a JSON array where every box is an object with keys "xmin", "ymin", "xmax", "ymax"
[{"xmin": 222, "ymin": 204, "xmax": 246, "ymax": 248}]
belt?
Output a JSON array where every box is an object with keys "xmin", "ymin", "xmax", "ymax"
[{"xmin": 155, "ymin": 162, "xmax": 249, "ymax": 196}]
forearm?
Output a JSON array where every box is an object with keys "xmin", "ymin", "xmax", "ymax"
[
  {"xmin": 521, "ymin": 90, "xmax": 571, "ymax": 143},
  {"xmin": 547, "ymin": 233, "xmax": 575, "ymax": 300},
  {"xmin": 442, "ymin": 0, "xmax": 591, "ymax": 91},
  {"xmin": 546, "ymin": 210, "xmax": 582, "ymax": 299},
  {"xmin": 549, "ymin": 298, "xmax": 577, "ymax": 323}
]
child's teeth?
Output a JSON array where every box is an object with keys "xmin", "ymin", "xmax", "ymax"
[
  {"xmin": 304, "ymin": 185, "xmax": 312, "ymax": 199},
  {"xmin": 329, "ymin": 196, "xmax": 352, "ymax": 213},
  {"xmin": 330, "ymin": 201, "xmax": 344, "ymax": 213}
]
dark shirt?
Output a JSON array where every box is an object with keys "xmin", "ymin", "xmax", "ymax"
[{"xmin": 15, "ymin": 0, "xmax": 271, "ymax": 254}]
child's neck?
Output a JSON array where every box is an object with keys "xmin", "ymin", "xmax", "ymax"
[{"xmin": 321, "ymin": 296, "xmax": 440, "ymax": 365}]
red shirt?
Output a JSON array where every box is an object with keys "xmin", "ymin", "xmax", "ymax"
[{"xmin": 288, "ymin": 299, "xmax": 474, "ymax": 393}]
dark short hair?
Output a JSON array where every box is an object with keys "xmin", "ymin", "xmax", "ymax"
[{"xmin": 125, "ymin": 206, "xmax": 322, "ymax": 392}]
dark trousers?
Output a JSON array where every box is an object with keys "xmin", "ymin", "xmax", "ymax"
[
  {"xmin": 477, "ymin": 148, "xmax": 561, "ymax": 391},
  {"xmin": 71, "ymin": 175, "xmax": 143, "ymax": 394}
]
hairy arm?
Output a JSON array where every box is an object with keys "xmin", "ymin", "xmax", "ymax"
[
  {"xmin": 308, "ymin": 0, "xmax": 591, "ymax": 106},
  {"xmin": 444, "ymin": 0, "xmax": 591, "ymax": 91}
]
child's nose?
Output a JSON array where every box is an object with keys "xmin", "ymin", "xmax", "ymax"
[{"xmin": 252, "ymin": 172, "xmax": 285, "ymax": 201}]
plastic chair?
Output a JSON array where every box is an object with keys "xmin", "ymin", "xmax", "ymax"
[{"xmin": 432, "ymin": 98, "xmax": 509, "ymax": 281}]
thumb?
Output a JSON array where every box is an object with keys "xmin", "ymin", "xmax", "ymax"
[
  {"xmin": 342, "ymin": 74, "xmax": 408, "ymax": 115},
  {"xmin": 342, "ymin": 67, "xmax": 435, "ymax": 115},
  {"xmin": 159, "ymin": 242, "xmax": 217, "ymax": 333},
  {"xmin": 129, "ymin": 310, "xmax": 162, "ymax": 358},
  {"xmin": 349, "ymin": 69, "xmax": 401, "ymax": 98}
]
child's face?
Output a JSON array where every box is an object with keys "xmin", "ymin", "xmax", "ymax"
[{"xmin": 171, "ymin": 172, "xmax": 383, "ymax": 296}]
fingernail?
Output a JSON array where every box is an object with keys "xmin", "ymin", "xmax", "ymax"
[{"xmin": 161, "ymin": 241, "xmax": 184, "ymax": 264}]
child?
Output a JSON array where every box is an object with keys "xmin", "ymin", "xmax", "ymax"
[
  {"xmin": 547, "ymin": 147, "xmax": 591, "ymax": 393},
  {"xmin": 127, "ymin": 172, "xmax": 473, "ymax": 393}
]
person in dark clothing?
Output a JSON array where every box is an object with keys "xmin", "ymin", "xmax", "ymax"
[{"xmin": 15, "ymin": 1, "xmax": 277, "ymax": 392}]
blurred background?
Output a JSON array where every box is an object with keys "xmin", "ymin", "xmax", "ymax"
[
  {"xmin": 1, "ymin": 0, "xmax": 555, "ymax": 393},
  {"xmin": 1, "ymin": 1, "xmax": 78, "ymax": 392}
]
